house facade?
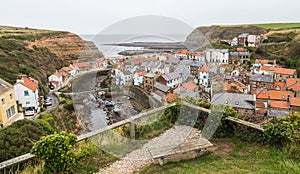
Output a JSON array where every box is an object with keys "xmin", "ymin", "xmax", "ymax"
[
  {"xmin": 144, "ymin": 73, "xmax": 156, "ymax": 92},
  {"xmin": 156, "ymin": 72, "xmax": 182, "ymax": 89},
  {"xmin": 205, "ymin": 49, "xmax": 229, "ymax": 64},
  {"xmin": 0, "ymin": 78, "xmax": 22, "ymax": 127},
  {"xmin": 14, "ymin": 77, "xmax": 39, "ymax": 109}
]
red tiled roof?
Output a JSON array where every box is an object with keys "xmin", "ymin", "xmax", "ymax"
[
  {"xmin": 273, "ymin": 81, "xmax": 285, "ymax": 90},
  {"xmin": 290, "ymin": 98, "xmax": 300, "ymax": 107},
  {"xmin": 182, "ymin": 81, "xmax": 197, "ymax": 91},
  {"xmin": 61, "ymin": 71, "xmax": 68, "ymax": 77},
  {"xmin": 61, "ymin": 66, "xmax": 74, "ymax": 72},
  {"xmin": 255, "ymin": 59, "xmax": 276, "ymax": 65},
  {"xmin": 270, "ymin": 67, "xmax": 296, "ymax": 75},
  {"xmin": 224, "ymin": 80, "xmax": 245, "ymax": 92},
  {"xmin": 237, "ymin": 48, "xmax": 246, "ymax": 52},
  {"xmin": 200, "ymin": 65, "xmax": 209, "ymax": 72},
  {"xmin": 166, "ymin": 93, "xmax": 177, "ymax": 103},
  {"xmin": 16, "ymin": 77, "xmax": 38, "ymax": 91},
  {"xmin": 73, "ymin": 62, "xmax": 90, "ymax": 68},
  {"xmin": 261, "ymin": 66, "xmax": 272, "ymax": 71},
  {"xmin": 269, "ymin": 100, "xmax": 289, "ymax": 109},
  {"xmin": 138, "ymin": 72, "xmax": 147, "ymax": 77},
  {"xmin": 175, "ymin": 50, "xmax": 189, "ymax": 54},
  {"xmin": 288, "ymin": 83, "xmax": 300, "ymax": 91},
  {"xmin": 256, "ymin": 89, "xmax": 269, "ymax": 99},
  {"xmin": 286, "ymin": 78, "xmax": 300, "ymax": 87}
]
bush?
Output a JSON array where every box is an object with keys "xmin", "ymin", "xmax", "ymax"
[{"xmin": 31, "ymin": 131, "xmax": 77, "ymax": 174}]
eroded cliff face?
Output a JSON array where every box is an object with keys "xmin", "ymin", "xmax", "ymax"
[
  {"xmin": 0, "ymin": 26, "xmax": 103, "ymax": 94},
  {"xmin": 185, "ymin": 25, "xmax": 269, "ymax": 50},
  {"xmin": 26, "ymin": 33, "xmax": 103, "ymax": 61}
]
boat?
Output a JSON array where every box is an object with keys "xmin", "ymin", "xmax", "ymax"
[
  {"xmin": 104, "ymin": 101, "xmax": 115, "ymax": 106},
  {"xmin": 113, "ymin": 107, "xmax": 121, "ymax": 113}
]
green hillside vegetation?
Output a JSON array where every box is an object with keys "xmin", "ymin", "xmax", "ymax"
[{"xmin": 254, "ymin": 23, "xmax": 300, "ymax": 29}]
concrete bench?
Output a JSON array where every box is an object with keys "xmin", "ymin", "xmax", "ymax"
[{"xmin": 148, "ymin": 138, "xmax": 213, "ymax": 165}]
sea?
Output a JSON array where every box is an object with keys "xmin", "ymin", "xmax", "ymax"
[{"xmin": 80, "ymin": 34, "xmax": 187, "ymax": 58}]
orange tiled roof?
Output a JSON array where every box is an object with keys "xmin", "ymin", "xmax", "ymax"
[
  {"xmin": 62, "ymin": 66, "xmax": 74, "ymax": 72},
  {"xmin": 286, "ymin": 78, "xmax": 300, "ymax": 87},
  {"xmin": 73, "ymin": 62, "xmax": 90, "ymax": 68},
  {"xmin": 16, "ymin": 77, "xmax": 38, "ymax": 91},
  {"xmin": 175, "ymin": 50, "xmax": 189, "ymax": 55},
  {"xmin": 270, "ymin": 67, "xmax": 296, "ymax": 75},
  {"xmin": 273, "ymin": 81, "xmax": 285, "ymax": 90},
  {"xmin": 261, "ymin": 66, "xmax": 272, "ymax": 71},
  {"xmin": 237, "ymin": 48, "xmax": 246, "ymax": 52},
  {"xmin": 138, "ymin": 71, "xmax": 147, "ymax": 77},
  {"xmin": 269, "ymin": 100, "xmax": 289, "ymax": 109},
  {"xmin": 288, "ymin": 83, "xmax": 300, "ymax": 91},
  {"xmin": 200, "ymin": 65, "xmax": 209, "ymax": 72},
  {"xmin": 182, "ymin": 81, "xmax": 197, "ymax": 91},
  {"xmin": 255, "ymin": 59, "xmax": 270, "ymax": 65},
  {"xmin": 290, "ymin": 98, "xmax": 300, "ymax": 107},
  {"xmin": 256, "ymin": 89, "xmax": 269, "ymax": 99},
  {"xmin": 166, "ymin": 93, "xmax": 177, "ymax": 102},
  {"xmin": 61, "ymin": 71, "xmax": 68, "ymax": 77},
  {"xmin": 224, "ymin": 80, "xmax": 245, "ymax": 92}
]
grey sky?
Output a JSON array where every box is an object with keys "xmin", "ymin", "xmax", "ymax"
[{"xmin": 0, "ymin": 0, "xmax": 299, "ymax": 34}]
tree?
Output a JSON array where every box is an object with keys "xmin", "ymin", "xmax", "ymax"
[{"xmin": 31, "ymin": 131, "xmax": 77, "ymax": 174}]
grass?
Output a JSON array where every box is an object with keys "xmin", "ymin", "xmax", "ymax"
[
  {"xmin": 254, "ymin": 23, "xmax": 300, "ymax": 29},
  {"xmin": 141, "ymin": 138, "xmax": 300, "ymax": 174}
]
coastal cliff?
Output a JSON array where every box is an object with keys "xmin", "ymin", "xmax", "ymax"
[{"xmin": 0, "ymin": 26, "xmax": 103, "ymax": 93}]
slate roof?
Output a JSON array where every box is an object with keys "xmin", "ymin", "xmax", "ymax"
[
  {"xmin": 166, "ymin": 58, "xmax": 180, "ymax": 65},
  {"xmin": 162, "ymin": 72, "xmax": 181, "ymax": 81},
  {"xmin": 191, "ymin": 61, "xmax": 204, "ymax": 67},
  {"xmin": 155, "ymin": 83, "xmax": 170, "ymax": 93},
  {"xmin": 211, "ymin": 92, "xmax": 255, "ymax": 110},
  {"xmin": 248, "ymin": 73, "xmax": 273, "ymax": 83},
  {"xmin": 0, "ymin": 78, "xmax": 13, "ymax": 94}
]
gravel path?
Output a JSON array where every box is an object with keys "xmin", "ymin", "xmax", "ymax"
[{"xmin": 97, "ymin": 125, "xmax": 202, "ymax": 174}]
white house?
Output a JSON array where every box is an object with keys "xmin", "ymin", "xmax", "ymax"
[
  {"xmin": 61, "ymin": 64, "xmax": 77, "ymax": 77},
  {"xmin": 231, "ymin": 37, "xmax": 238, "ymax": 46},
  {"xmin": 115, "ymin": 70, "xmax": 133, "ymax": 86},
  {"xmin": 14, "ymin": 77, "xmax": 39, "ymax": 109},
  {"xmin": 199, "ymin": 65, "xmax": 210, "ymax": 87},
  {"xmin": 134, "ymin": 72, "xmax": 147, "ymax": 86},
  {"xmin": 157, "ymin": 72, "xmax": 182, "ymax": 88},
  {"xmin": 48, "ymin": 71, "xmax": 63, "ymax": 88},
  {"xmin": 205, "ymin": 49, "xmax": 229, "ymax": 64},
  {"xmin": 247, "ymin": 35, "xmax": 261, "ymax": 47},
  {"xmin": 175, "ymin": 50, "xmax": 189, "ymax": 59}
]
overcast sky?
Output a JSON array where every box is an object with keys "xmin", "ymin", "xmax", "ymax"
[{"xmin": 1, "ymin": 0, "xmax": 299, "ymax": 34}]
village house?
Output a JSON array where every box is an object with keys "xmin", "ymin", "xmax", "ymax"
[
  {"xmin": 154, "ymin": 82, "xmax": 171, "ymax": 103},
  {"xmin": 48, "ymin": 71, "xmax": 63, "ymax": 88},
  {"xmin": 231, "ymin": 37, "xmax": 238, "ymax": 46},
  {"xmin": 165, "ymin": 93, "xmax": 178, "ymax": 103},
  {"xmin": 247, "ymin": 35, "xmax": 261, "ymax": 47},
  {"xmin": 270, "ymin": 67, "xmax": 297, "ymax": 81},
  {"xmin": 175, "ymin": 50, "xmax": 189, "ymax": 59},
  {"xmin": 212, "ymin": 92, "xmax": 256, "ymax": 115},
  {"xmin": 165, "ymin": 58, "xmax": 180, "ymax": 66},
  {"xmin": 229, "ymin": 48, "xmax": 251, "ymax": 64},
  {"xmin": 287, "ymin": 78, "xmax": 300, "ymax": 97},
  {"xmin": 0, "ymin": 78, "xmax": 23, "ymax": 127},
  {"xmin": 61, "ymin": 64, "xmax": 77, "ymax": 77},
  {"xmin": 144, "ymin": 73, "xmax": 156, "ymax": 92},
  {"xmin": 238, "ymin": 33, "xmax": 249, "ymax": 46},
  {"xmin": 174, "ymin": 81, "xmax": 199, "ymax": 98},
  {"xmin": 205, "ymin": 49, "xmax": 229, "ymax": 64},
  {"xmin": 73, "ymin": 62, "xmax": 91, "ymax": 72},
  {"xmin": 188, "ymin": 52, "xmax": 205, "ymax": 61},
  {"xmin": 246, "ymin": 73, "xmax": 274, "ymax": 92},
  {"xmin": 14, "ymin": 77, "xmax": 39, "ymax": 109},
  {"xmin": 156, "ymin": 72, "xmax": 182, "ymax": 89},
  {"xmin": 199, "ymin": 65, "xmax": 210, "ymax": 88},
  {"xmin": 224, "ymin": 79, "xmax": 248, "ymax": 94},
  {"xmin": 290, "ymin": 98, "xmax": 300, "ymax": 113},
  {"xmin": 134, "ymin": 72, "xmax": 147, "ymax": 86},
  {"xmin": 190, "ymin": 61, "xmax": 203, "ymax": 78},
  {"xmin": 115, "ymin": 70, "xmax": 133, "ymax": 86},
  {"xmin": 174, "ymin": 65, "xmax": 190, "ymax": 84}
]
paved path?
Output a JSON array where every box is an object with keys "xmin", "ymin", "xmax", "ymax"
[{"xmin": 97, "ymin": 125, "xmax": 202, "ymax": 174}]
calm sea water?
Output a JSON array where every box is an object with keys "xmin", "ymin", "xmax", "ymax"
[{"xmin": 80, "ymin": 34, "xmax": 187, "ymax": 57}]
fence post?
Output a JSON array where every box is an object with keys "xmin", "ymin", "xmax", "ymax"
[{"xmin": 130, "ymin": 121, "xmax": 136, "ymax": 139}]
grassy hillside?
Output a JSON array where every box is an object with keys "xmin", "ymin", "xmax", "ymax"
[
  {"xmin": 142, "ymin": 138, "xmax": 300, "ymax": 174},
  {"xmin": 254, "ymin": 23, "xmax": 300, "ymax": 29},
  {"xmin": 0, "ymin": 26, "xmax": 102, "ymax": 94}
]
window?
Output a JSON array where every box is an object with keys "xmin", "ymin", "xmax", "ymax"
[
  {"xmin": 9, "ymin": 93, "xmax": 13, "ymax": 100},
  {"xmin": 26, "ymin": 101, "xmax": 30, "ymax": 105},
  {"xmin": 235, "ymin": 101, "xmax": 239, "ymax": 105},
  {"xmin": 1, "ymin": 98, "xmax": 4, "ymax": 105},
  {"xmin": 6, "ymin": 106, "xmax": 15, "ymax": 119},
  {"xmin": 24, "ymin": 91, "xmax": 29, "ymax": 96},
  {"xmin": 224, "ymin": 100, "xmax": 228, "ymax": 104}
]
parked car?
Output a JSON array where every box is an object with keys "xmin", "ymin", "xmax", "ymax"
[
  {"xmin": 45, "ymin": 98, "xmax": 52, "ymax": 106},
  {"xmin": 24, "ymin": 107, "xmax": 35, "ymax": 116}
]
